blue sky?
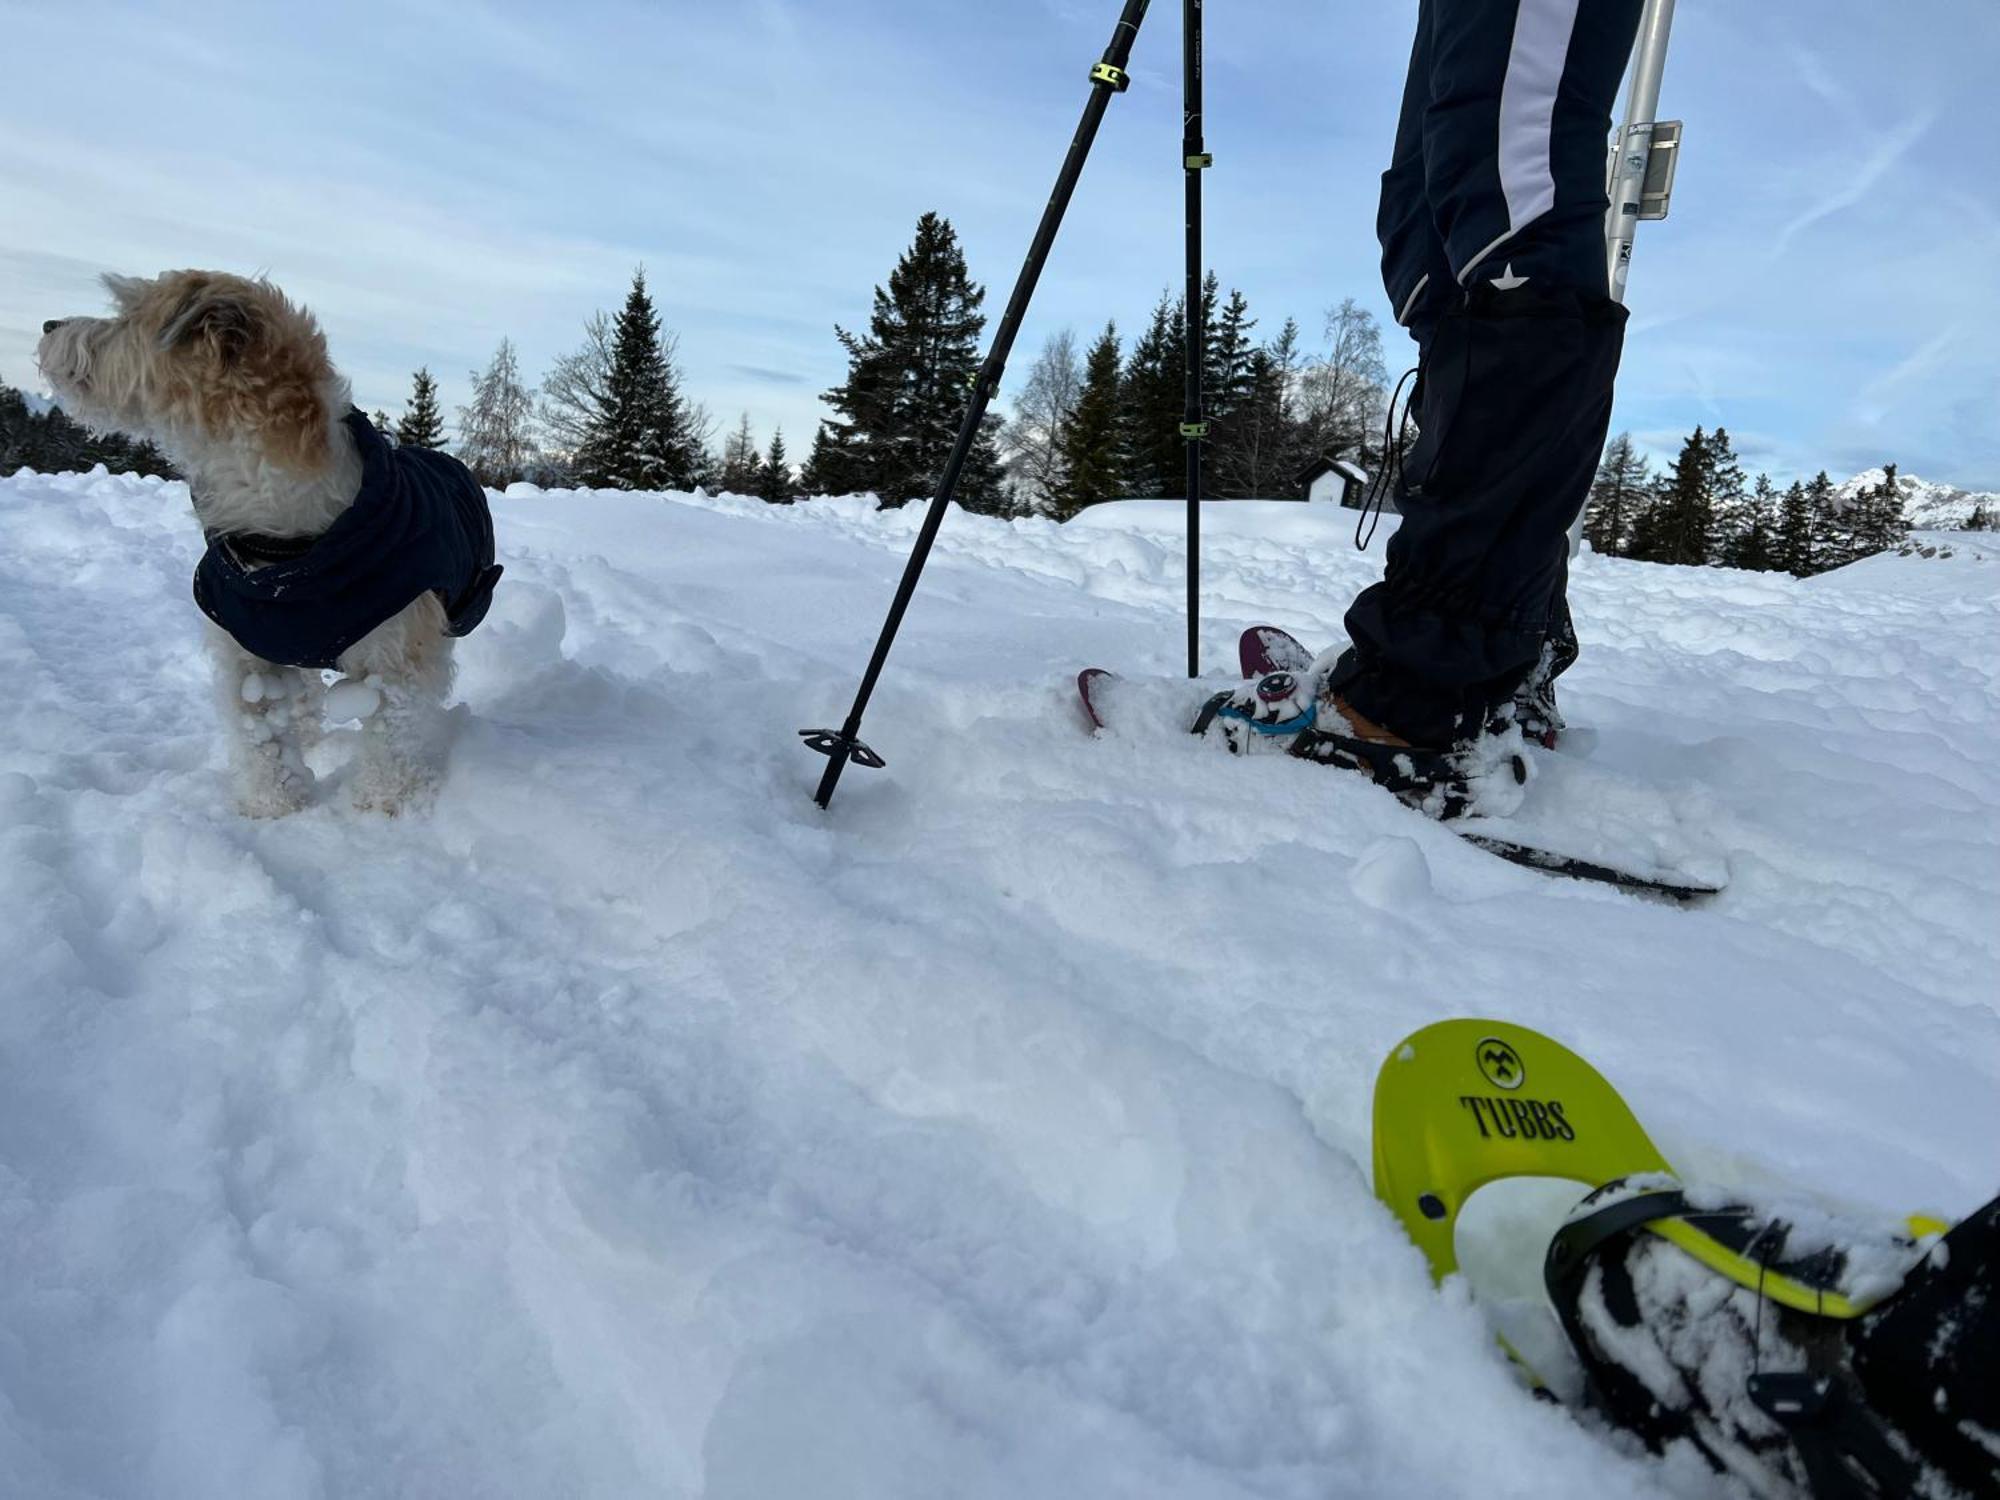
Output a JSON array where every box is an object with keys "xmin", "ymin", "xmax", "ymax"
[{"xmin": 3, "ymin": 0, "xmax": 1995, "ymax": 489}]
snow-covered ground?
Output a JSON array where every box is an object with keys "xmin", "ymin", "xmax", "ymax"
[{"xmin": 2, "ymin": 471, "xmax": 1995, "ymax": 1500}]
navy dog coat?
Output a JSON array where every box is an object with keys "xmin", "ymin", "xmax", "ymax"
[{"xmin": 193, "ymin": 410, "xmax": 503, "ymax": 670}]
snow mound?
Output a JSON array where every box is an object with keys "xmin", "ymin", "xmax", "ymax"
[
  {"xmin": 1809, "ymin": 528, "xmax": 2000, "ymax": 599},
  {"xmin": 2, "ymin": 469, "xmax": 1996, "ymax": 1499}
]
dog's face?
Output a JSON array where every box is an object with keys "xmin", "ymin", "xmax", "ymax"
[{"xmin": 37, "ymin": 270, "xmax": 340, "ymax": 474}]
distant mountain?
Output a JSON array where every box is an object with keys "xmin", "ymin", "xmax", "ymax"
[{"xmin": 1836, "ymin": 468, "xmax": 1995, "ymax": 530}]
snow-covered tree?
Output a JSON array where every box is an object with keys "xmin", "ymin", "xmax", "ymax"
[
  {"xmin": 396, "ymin": 368, "xmax": 445, "ymax": 450},
  {"xmin": 458, "ymin": 339, "xmax": 539, "ymax": 488},
  {"xmin": 572, "ymin": 270, "xmax": 700, "ymax": 492}
]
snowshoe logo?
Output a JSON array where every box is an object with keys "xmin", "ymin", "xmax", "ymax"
[
  {"xmin": 1476, "ymin": 1038, "xmax": 1525, "ymax": 1090},
  {"xmin": 1458, "ymin": 1095, "xmax": 1576, "ymax": 1143}
]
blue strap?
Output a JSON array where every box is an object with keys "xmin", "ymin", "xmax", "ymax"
[{"xmin": 1215, "ymin": 699, "xmax": 1318, "ymax": 737}]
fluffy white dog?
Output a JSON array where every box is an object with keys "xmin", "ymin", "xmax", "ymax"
[{"xmin": 37, "ymin": 271, "xmax": 501, "ymax": 816}]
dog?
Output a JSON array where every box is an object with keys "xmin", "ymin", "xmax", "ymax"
[{"xmin": 36, "ymin": 271, "xmax": 500, "ymax": 816}]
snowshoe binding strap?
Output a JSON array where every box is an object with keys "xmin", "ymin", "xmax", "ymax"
[
  {"xmin": 1191, "ymin": 672, "xmax": 1320, "ymax": 748},
  {"xmin": 1289, "ymin": 726, "xmax": 1524, "ymax": 822},
  {"xmin": 1547, "ymin": 1180, "xmax": 1947, "ymax": 1499}
]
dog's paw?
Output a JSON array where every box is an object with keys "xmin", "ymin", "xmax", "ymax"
[
  {"xmin": 235, "ymin": 779, "xmax": 313, "ymax": 819},
  {"xmin": 347, "ymin": 767, "xmax": 439, "ymax": 818},
  {"xmin": 231, "ymin": 738, "xmax": 317, "ymax": 818}
]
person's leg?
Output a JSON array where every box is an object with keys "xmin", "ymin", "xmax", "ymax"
[{"xmin": 1331, "ymin": 0, "xmax": 1641, "ymax": 749}]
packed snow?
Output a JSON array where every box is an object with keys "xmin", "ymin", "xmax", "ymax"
[{"xmin": 2, "ymin": 469, "xmax": 1995, "ymax": 1499}]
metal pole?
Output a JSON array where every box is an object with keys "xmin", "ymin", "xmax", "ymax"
[
  {"xmin": 1572, "ymin": 0, "xmax": 1676, "ymax": 557},
  {"xmin": 1605, "ymin": 0, "xmax": 1677, "ymax": 303},
  {"xmin": 1182, "ymin": 0, "xmax": 1207, "ymax": 678},
  {"xmin": 801, "ymin": 0, "xmax": 1154, "ymax": 810}
]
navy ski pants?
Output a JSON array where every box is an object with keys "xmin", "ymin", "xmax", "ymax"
[{"xmin": 1327, "ymin": 0, "xmax": 1644, "ymax": 747}]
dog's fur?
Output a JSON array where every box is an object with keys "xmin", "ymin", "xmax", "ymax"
[{"xmin": 37, "ymin": 270, "xmax": 455, "ymax": 816}]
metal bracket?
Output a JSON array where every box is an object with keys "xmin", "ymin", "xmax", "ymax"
[
  {"xmin": 1639, "ymin": 120, "xmax": 1681, "ymax": 221},
  {"xmin": 1185, "ymin": 153, "xmax": 1213, "ymax": 169},
  {"xmin": 1090, "ymin": 62, "xmax": 1130, "ymax": 92},
  {"xmin": 1180, "ymin": 421, "xmax": 1209, "ymax": 439}
]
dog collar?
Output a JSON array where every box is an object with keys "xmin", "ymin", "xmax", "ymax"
[{"xmin": 204, "ymin": 528, "xmax": 323, "ymax": 566}]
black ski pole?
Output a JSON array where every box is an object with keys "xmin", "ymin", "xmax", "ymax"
[
  {"xmin": 1182, "ymin": 0, "xmax": 1207, "ymax": 678},
  {"xmin": 801, "ymin": 0, "xmax": 1153, "ymax": 811}
]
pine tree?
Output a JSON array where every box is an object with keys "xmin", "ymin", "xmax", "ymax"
[
  {"xmin": 1803, "ymin": 471, "xmax": 1843, "ymax": 573},
  {"xmin": 371, "ymin": 409, "xmax": 394, "ymax": 436},
  {"xmin": 458, "ymin": 339, "xmax": 539, "ymax": 488},
  {"xmin": 1583, "ymin": 433, "xmax": 1650, "ymax": 556},
  {"xmin": 718, "ymin": 412, "xmax": 762, "ymax": 494},
  {"xmin": 1706, "ymin": 428, "xmax": 1748, "ymax": 565},
  {"xmin": 1776, "ymin": 480, "xmax": 1815, "ymax": 576},
  {"xmin": 1118, "ymin": 291, "xmax": 1186, "ymax": 499},
  {"xmin": 1054, "ymin": 323, "xmax": 1124, "ymax": 521},
  {"xmin": 1848, "ymin": 464, "xmax": 1910, "ymax": 559},
  {"xmin": 800, "ymin": 421, "xmax": 856, "ymax": 497},
  {"xmin": 811, "ymin": 212, "xmax": 1004, "ymax": 511},
  {"xmin": 573, "ymin": 269, "xmax": 698, "ymax": 492},
  {"xmin": 1630, "ymin": 427, "xmax": 1718, "ymax": 565},
  {"xmin": 1205, "ymin": 283, "xmax": 1254, "ymax": 419},
  {"xmin": 1212, "ymin": 342, "xmax": 1298, "ymax": 499},
  {"xmin": 756, "ymin": 428, "xmax": 794, "ymax": 504},
  {"xmin": 1205, "ymin": 286, "xmax": 1262, "ymax": 494},
  {"xmin": 396, "ymin": 367, "xmax": 446, "ymax": 449},
  {"xmin": 1724, "ymin": 473, "xmax": 1780, "ymax": 571},
  {"xmin": 0, "ymin": 384, "xmax": 177, "ymax": 479}
]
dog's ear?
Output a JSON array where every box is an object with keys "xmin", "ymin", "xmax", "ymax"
[
  {"xmin": 100, "ymin": 272, "xmax": 151, "ymax": 310},
  {"xmin": 158, "ymin": 283, "xmax": 261, "ymax": 365}
]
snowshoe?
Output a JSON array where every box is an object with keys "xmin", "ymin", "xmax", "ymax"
[
  {"xmin": 1372, "ymin": 1020, "xmax": 1995, "ymax": 1500},
  {"xmin": 1194, "ymin": 640, "xmax": 1529, "ymax": 822}
]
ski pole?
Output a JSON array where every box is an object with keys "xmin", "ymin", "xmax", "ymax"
[
  {"xmin": 801, "ymin": 0, "xmax": 1154, "ymax": 811},
  {"xmin": 1182, "ymin": 0, "xmax": 1207, "ymax": 679}
]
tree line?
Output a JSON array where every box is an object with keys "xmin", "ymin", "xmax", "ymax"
[
  {"xmin": 0, "ymin": 385, "xmax": 177, "ymax": 479},
  {"xmin": 1580, "ymin": 428, "xmax": 1957, "ymax": 577},
  {"xmin": 3, "ymin": 209, "xmax": 1991, "ymax": 571}
]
